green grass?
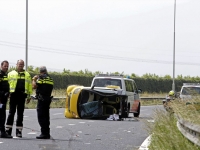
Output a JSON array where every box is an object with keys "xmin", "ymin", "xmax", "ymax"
[
  {"xmin": 26, "ymin": 89, "xmax": 66, "ymax": 109},
  {"xmin": 141, "ymin": 99, "xmax": 163, "ymax": 106},
  {"xmin": 140, "ymin": 91, "xmax": 167, "ymax": 97},
  {"xmin": 140, "ymin": 92, "xmax": 166, "ymax": 106},
  {"xmin": 170, "ymin": 98, "xmax": 200, "ymax": 125},
  {"xmin": 5, "ymin": 89, "xmax": 67, "ymax": 109},
  {"xmin": 147, "ymin": 98, "xmax": 200, "ymax": 150},
  {"xmin": 23, "ymin": 99, "xmax": 66, "ymax": 109}
]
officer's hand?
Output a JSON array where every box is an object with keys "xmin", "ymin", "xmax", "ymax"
[
  {"xmin": 33, "ymin": 75, "xmax": 39, "ymax": 81},
  {"xmin": 26, "ymin": 98, "xmax": 31, "ymax": 104}
]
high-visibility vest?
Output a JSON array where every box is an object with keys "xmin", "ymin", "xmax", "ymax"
[
  {"xmin": 8, "ymin": 70, "xmax": 32, "ymax": 97},
  {"xmin": 0, "ymin": 70, "xmax": 9, "ymax": 92},
  {"xmin": 36, "ymin": 74, "xmax": 53, "ymax": 97}
]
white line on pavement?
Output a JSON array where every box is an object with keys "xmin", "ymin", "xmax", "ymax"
[
  {"xmin": 28, "ymin": 132, "xmax": 37, "ymax": 134},
  {"xmin": 138, "ymin": 135, "xmax": 152, "ymax": 150},
  {"xmin": 53, "ymin": 113, "xmax": 63, "ymax": 115}
]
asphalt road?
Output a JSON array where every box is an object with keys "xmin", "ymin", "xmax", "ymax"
[{"xmin": 0, "ymin": 105, "xmax": 163, "ymax": 150}]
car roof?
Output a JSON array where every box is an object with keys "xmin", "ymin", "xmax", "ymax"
[{"xmin": 182, "ymin": 86, "xmax": 200, "ymax": 87}]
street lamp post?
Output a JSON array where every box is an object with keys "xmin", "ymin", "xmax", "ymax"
[
  {"xmin": 25, "ymin": 0, "xmax": 28, "ymax": 71},
  {"xmin": 172, "ymin": 0, "xmax": 176, "ymax": 91}
]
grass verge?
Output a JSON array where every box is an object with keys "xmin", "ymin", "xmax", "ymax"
[
  {"xmin": 24, "ymin": 99, "xmax": 66, "ymax": 109},
  {"xmin": 148, "ymin": 98, "xmax": 200, "ymax": 150},
  {"xmin": 141, "ymin": 99, "xmax": 163, "ymax": 106}
]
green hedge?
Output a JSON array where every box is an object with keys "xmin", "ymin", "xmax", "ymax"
[
  {"xmin": 30, "ymin": 73, "xmax": 93, "ymax": 89},
  {"xmin": 132, "ymin": 78, "xmax": 190, "ymax": 93},
  {"xmin": 29, "ymin": 73, "xmax": 200, "ymax": 93}
]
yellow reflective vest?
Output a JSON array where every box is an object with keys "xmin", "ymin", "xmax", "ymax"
[{"xmin": 8, "ymin": 70, "xmax": 32, "ymax": 97}]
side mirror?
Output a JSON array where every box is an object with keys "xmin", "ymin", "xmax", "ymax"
[{"xmin": 138, "ymin": 89, "xmax": 142, "ymax": 93}]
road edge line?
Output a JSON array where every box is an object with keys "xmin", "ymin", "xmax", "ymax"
[{"xmin": 138, "ymin": 135, "xmax": 152, "ymax": 150}]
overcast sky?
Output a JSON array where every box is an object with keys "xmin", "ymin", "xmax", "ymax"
[{"xmin": 0, "ymin": 0, "xmax": 200, "ymax": 77}]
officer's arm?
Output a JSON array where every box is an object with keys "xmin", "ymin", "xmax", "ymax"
[{"xmin": 32, "ymin": 75, "xmax": 38, "ymax": 89}]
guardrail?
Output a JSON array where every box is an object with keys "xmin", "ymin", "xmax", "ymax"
[
  {"xmin": 177, "ymin": 117, "xmax": 200, "ymax": 146},
  {"xmin": 140, "ymin": 97, "xmax": 165, "ymax": 100},
  {"xmin": 31, "ymin": 97, "xmax": 165, "ymax": 101}
]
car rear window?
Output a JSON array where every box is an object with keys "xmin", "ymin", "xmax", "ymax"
[
  {"xmin": 93, "ymin": 79, "xmax": 122, "ymax": 88},
  {"xmin": 182, "ymin": 87, "xmax": 200, "ymax": 95}
]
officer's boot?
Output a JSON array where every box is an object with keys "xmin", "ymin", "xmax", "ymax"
[
  {"xmin": 36, "ymin": 129, "xmax": 50, "ymax": 139},
  {"xmin": 0, "ymin": 129, "xmax": 13, "ymax": 138},
  {"xmin": 36, "ymin": 134, "xmax": 50, "ymax": 139},
  {"xmin": 16, "ymin": 129, "xmax": 22, "ymax": 138},
  {"xmin": 5, "ymin": 127, "xmax": 12, "ymax": 136}
]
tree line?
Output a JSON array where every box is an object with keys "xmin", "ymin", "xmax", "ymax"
[{"xmin": 8, "ymin": 66, "xmax": 200, "ymax": 92}]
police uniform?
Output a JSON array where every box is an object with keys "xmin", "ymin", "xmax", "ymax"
[
  {"xmin": 0, "ymin": 69, "xmax": 12, "ymax": 138},
  {"xmin": 5, "ymin": 70, "xmax": 32, "ymax": 137},
  {"xmin": 35, "ymin": 73, "xmax": 53, "ymax": 139}
]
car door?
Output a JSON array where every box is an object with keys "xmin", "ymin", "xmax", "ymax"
[
  {"xmin": 132, "ymin": 81, "xmax": 140, "ymax": 111},
  {"xmin": 124, "ymin": 80, "xmax": 135, "ymax": 112}
]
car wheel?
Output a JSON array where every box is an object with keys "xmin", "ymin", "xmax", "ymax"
[
  {"xmin": 134, "ymin": 102, "xmax": 140, "ymax": 117},
  {"xmin": 120, "ymin": 102, "xmax": 129, "ymax": 118},
  {"xmin": 124, "ymin": 103, "xmax": 130, "ymax": 118}
]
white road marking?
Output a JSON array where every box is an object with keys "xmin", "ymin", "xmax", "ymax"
[
  {"xmin": 84, "ymin": 143, "xmax": 91, "ymax": 145},
  {"xmin": 0, "ymin": 142, "xmax": 3, "ymax": 144},
  {"xmin": 28, "ymin": 132, "xmax": 37, "ymax": 134},
  {"xmin": 68, "ymin": 124, "xmax": 75, "ymax": 126},
  {"xmin": 53, "ymin": 113, "xmax": 63, "ymax": 115},
  {"xmin": 127, "ymin": 131, "xmax": 131, "ymax": 133},
  {"xmin": 78, "ymin": 131, "xmax": 82, "ymax": 133},
  {"xmin": 79, "ymin": 122, "xmax": 85, "ymax": 124},
  {"xmin": 56, "ymin": 126, "xmax": 63, "ymax": 128},
  {"xmin": 138, "ymin": 135, "xmax": 152, "ymax": 150},
  {"xmin": 24, "ymin": 116, "xmax": 29, "ymax": 118}
]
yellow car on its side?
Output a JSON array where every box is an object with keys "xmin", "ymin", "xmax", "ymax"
[{"xmin": 64, "ymin": 85, "xmax": 128, "ymax": 119}]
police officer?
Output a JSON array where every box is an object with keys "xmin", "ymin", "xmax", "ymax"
[
  {"xmin": 0, "ymin": 60, "xmax": 12, "ymax": 138},
  {"xmin": 168, "ymin": 90, "xmax": 176, "ymax": 99},
  {"xmin": 5, "ymin": 59, "xmax": 32, "ymax": 138},
  {"xmin": 32, "ymin": 66, "xmax": 53, "ymax": 139}
]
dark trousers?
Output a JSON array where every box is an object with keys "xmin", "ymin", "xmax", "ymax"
[
  {"xmin": 0, "ymin": 96, "xmax": 8, "ymax": 133},
  {"xmin": 37, "ymin": 98, "xmax": 51, "ymax": 135},
  {"xmin": 6, "ymin": 92, "xmax": 26, "ymax": 129}
]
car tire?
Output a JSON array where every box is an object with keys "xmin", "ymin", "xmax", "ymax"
[
  {"xmin": 120, "ymin": 102, "xmax": 129, "ymax": 118},
  {"xmin": 124, "ymin": 103, "xmax": 130, "ymax": 118},
  {"xmin": 134, "ymin": 102, "xmax": 140, "ymax": 117}
]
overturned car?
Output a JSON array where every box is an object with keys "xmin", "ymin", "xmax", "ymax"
[{"xmin": 64, "ymin": 85, "xmax": 129, "ymax": 119}]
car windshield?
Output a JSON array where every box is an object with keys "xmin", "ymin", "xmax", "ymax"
[
  {"xmin": 93, "ymin": 79, "xmax": 122, "ymax": 89},
  {"xmin": 181, "ymin": 87, "xmax": 200, "ymax": 95}
]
